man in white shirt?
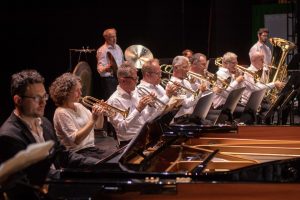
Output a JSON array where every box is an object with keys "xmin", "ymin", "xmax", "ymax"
[
  {"xmin": 166, "ymin": 56, "xmax": 206, "ymax": 120},
  {"xmin": 107, "ymin": 61, "xmax": 157, "ymax": 147},
  {"xmin": 96, "ymin": 28, "xmax": 124, "ymax": 100},
  {"xmin": 249, "ymin": 28, "xmax": 272, "ymax": 66},
  {"xmin": 137, "ymin": 58, "xmax": 177, "ymax": 115},
  {"xmin": 242, "ymin": 51, "xmax": 284, "ymax": 124},
  {"xmin": 212, "ymin": 52, "xmax": 244, "ymax": 109}
]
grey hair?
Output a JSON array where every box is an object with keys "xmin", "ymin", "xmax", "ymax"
[
  {"xmin": 172, "ymin": 56, "xmax": 189, "ymax": 68},
  {"xmin": 141, "ymin": 58, "xmax": 160, "ymax": 75},
  {"xmin": 222, "ymin": 52, "xmax": 237, "ymax": 64},
  {"xmin": 117, "ymin": 61, "xmax": 137, "ymax": 78}
]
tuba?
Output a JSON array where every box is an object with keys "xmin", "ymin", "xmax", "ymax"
[{"xmin": 265, "ymin": 37, "xmax": 296, "ymax": 104}]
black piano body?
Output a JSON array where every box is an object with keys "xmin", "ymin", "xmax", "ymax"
[{"xmin": 48, "ymin": 121, "xmax": 300, "ymax": 199}]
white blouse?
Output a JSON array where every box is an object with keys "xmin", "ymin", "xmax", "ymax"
[{"xmin": 53, "ymin": 103, "xmax": 95, "ymax": 152}]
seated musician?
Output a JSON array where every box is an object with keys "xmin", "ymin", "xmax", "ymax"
[
  {"xmin": 49, "ymin": 73, "xmax": 109, "ymax": 160},
  {"xmin": 107, "ymin": 61, "xmax": 158, "ymax": 147},
  {"xmin": 189, "ymin": 53, "xmax": 211, "ymax": 92},
  {"xmin": 137, "ymin": 58, "xmax": 178, "ymax": 110},
  {"xmin": 166, "ymin": 56, "xmax": 206, "ymax": 122},
  {"xmin": 241, "ymin": 51, "xmax": 284, "ymax": 124},
  {"xmin": 0, "ymin": 70, "xmax": 100, "ymax": 199},
  {"xmin": 212, "ymin": 52, "xmax": 244, "ymax": 109}
]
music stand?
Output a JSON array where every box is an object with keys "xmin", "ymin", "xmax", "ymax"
[
  {"xmin": 239, "ymin": 88, "xmax": 266, "ymax": 124},
  {"xmin": 264, "ymin": 71, "xmax": 300, "ymax": 121},
  {"xmin": 190, "ymin": 92, "xmax": 215, "ymax": 120},
  {"xmin": 207, "ymin": 87, "xmax": 245, "ymax": 125}
]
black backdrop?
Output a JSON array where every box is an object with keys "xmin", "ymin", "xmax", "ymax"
[{"xmin": 0, "ymin": 0, "xmax": 295, "ymax": 124}]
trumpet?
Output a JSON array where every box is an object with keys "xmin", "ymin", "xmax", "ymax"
[
  {"xmin": 81, "ymin": 96, "xmax": 130, "ymax": 119},
  {"xmin": 137, "ymin": 86, "xmax": 167, "ymax": 109}
]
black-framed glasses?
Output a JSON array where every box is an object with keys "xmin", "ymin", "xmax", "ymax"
[
  {"xmin": 149, "ymin": 71, "xmax": 162, "ymax": 76},
  {"xmin": 22, "ymin": 94, "xmax": 49, "ymax": 103},
  {"xmin": 123, "ymin": 76, "xmax": 138, "ymax": 81}
]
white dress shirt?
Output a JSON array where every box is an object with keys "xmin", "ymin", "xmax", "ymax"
[
  {"xmin": 96, "ymin": 43, "xmax": 124, "ymax": 77},
  {"xmin": 241, "ymin": 64, "xmax": 275, "ymax": 105},
  {"xmin": 212, "ymin": 67, "xmax": 242, "ymax": 109},
  {"xmin": 249, "ymin": 41, "xmax": 272, "ymax": 65},
  {"xmin": 137, "ymin": 80, "xmax": 170, "ymax": 121},
  {"xmin": 168, "ymin": 76, "xmax": 202, "ymax": 118},
  {"xmin": 107, "ymin": 86, "xmax": 157, "ymax": 142},
  {"xmin": 53, "ymin": 103, "xmax": 95, "ymax": 152}
]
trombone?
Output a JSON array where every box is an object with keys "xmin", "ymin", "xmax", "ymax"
[
  {"xmin": 81, "ymin": 96, "xmax": 130, "ymax": 119},
  {"xmin": 187, "ymin": 70, "xmax": 229, "ymax": 90},
  {"xmin": 161, "ymin": 78, "xmax": 200, "ymax": 98},
  {"xmin": 137, "ymin": 86, "xmax": 167, "ymax": 109}
]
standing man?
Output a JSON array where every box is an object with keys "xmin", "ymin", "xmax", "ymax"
[
  {"xmin": 249, "ymin": 28, "xmax": 272, "ymax": 66},
  {"xmin": 96, "ymin": 28, "xmax": 124, "ymax": 100}
]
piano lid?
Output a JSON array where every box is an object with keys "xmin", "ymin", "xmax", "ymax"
[{"xmin": 118, "ymin": 109, "xmax": 180, "ymax": 171}]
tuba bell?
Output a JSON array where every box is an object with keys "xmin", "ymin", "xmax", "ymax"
[{"xmin": 265, "ymin": 37, "xmax": 296, "ymax": 104}]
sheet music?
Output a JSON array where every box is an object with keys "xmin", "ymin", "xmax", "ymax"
[{"xmin": 0, "ymin": 141, "xmax": 54, "ymax": 183}]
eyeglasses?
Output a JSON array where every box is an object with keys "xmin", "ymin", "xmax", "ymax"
[
  {"xmin": 123, "ymin": 76, "xmax": 138, "ymax": 81},
  {"xmin": 22, "ymin": 94, "xmax": 49, "ymax": 103},
  {"xmin": 149, "ymin": 71, "xmax": 161, "ymax": 76}
]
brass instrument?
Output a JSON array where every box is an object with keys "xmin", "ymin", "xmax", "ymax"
[
  {"xmin": 215, "ymin": 57, "xmax": 261, "ymax": 83},
  {"xmin": 187, "ymin": 71, "xmax": 217, "ymax": 87},
  {"xmin": 161, "ymin": 78, "xmax": 200, "ymax": 98},
  {"xmin": 160, "ymin": 64, "xmax": 173, "ymax": 74},
  {"xmin": 265, "ymin": 37, "xmax": 296, "ymax": 104},
  {"xmin": 81, "ymin": 96, "xmax": 130, "ymax": 119},
  {"xmin": 137, "ymin": 86, "xmax": 167, "ymax": 109}
]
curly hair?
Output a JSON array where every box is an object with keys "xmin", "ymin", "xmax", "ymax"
[
  {"xmin": 11, "ymin": 69, "xmax": 44, "ymax": 97},
  {"xmin": 49, "ymin": 73, "xmax": 80, "ymax": 106}
]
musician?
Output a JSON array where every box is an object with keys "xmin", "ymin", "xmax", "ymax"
[
  {"xmin": 212, "ymin": 52, "xmax": 244, "ymax": 109},
  {"xmin": 0, "ymin": 70, "xmax": 99, "ymax": 199},
  {"xmin": 167, "ymin": 56, "xmax": 206, "ymax": 120},
  {"xmin": 107, "ymin": 61, "xmax": 157, "ymax": 147},
  {"xmin": 49, "ymin": 73, "xmax": 109, "ymax": 159},
  {"xmin": 189, "ymin": 53, "xmax": 211, "ymax": 92},
  {"xmin": 138, "ymin": 58, "xmax": 177, "ymax": 105},
  {"xmin": 96, "ymin": 28, "xmax": 124, "ymax": 100},
  {"xmin": 242, "ymin": 51, "xmax": 284, "ymax": 106},
  {"xmin": 249, "ymin": 27, "xmax": 272, "ymax": 66},
  {"xmin": 182, "ymin": 49, "xmax": 194, "ymax": 62},
  {"xmin": 240, "ymin": 51, "xmax": 285, "ymax": 124}
]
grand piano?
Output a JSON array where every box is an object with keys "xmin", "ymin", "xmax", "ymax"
[{"xmin": 47, "ymin": 114, "xmax": 300, "ymax": 200}]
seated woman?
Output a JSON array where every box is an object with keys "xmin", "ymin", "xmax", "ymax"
[{"xmin": 49, "ymin": 73, "xmax": 107, "ymax": 159}]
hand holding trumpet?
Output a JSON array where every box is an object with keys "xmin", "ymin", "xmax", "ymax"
[{"xmin": 136, "ymin": 92, "xmax": 157, "ymax": 112}]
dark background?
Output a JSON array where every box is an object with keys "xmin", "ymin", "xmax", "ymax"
[{"xmin": 0, "ymin": 0, "xmax": 299, "ymax": 124}]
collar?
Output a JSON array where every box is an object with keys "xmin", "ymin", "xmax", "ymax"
[
  {"xmin": 14, "ymin": 109, "xmax": 42, "ymax": 131},
  {"xmin": 139, "ymin": 80, "xmax": 156, "ymax": 89},
  {"xmin": 105, "ymin": 42, "xmax": 116, "ymax": 49},
  {"xmin": 117, "ymin": 85, "xmax": 135, "ymax": 99}
]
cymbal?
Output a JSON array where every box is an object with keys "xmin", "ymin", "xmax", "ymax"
[{"xmin": 125, "ymin": 45, "xmax": 154, "ymax": 69}]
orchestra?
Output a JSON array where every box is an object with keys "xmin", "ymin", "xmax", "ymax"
[{"xmin": 1, "ymin": 27, "xmax": 300, "ymax": 199}]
